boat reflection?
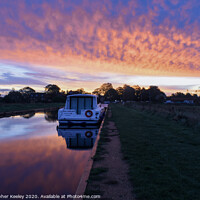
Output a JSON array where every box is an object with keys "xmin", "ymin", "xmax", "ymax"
[{"xmin": 57, "ymin": 126, "xmax": 99, "ymax": 150}]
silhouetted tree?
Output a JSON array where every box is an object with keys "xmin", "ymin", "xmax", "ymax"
[
  {"xmin": 45, "ymin": 84, "xmax": 60, "ymax": 94},
  {"xmin": 116, "ymin": 87, "xmax": 124, "ymax": 100},
  {"xmin": 19, "ymin": 87, "xmax": 35, "ymax": 94},
  {"xmin": 92, "ymin": 88, "xmax": 101, "ymax": 95},
  {"xmin": 19, "ymin": 87, "xmax": 36, "ymax": 103},
  {"xmin": 132, "ymin": 85, "xmax": 141, "ymax": 101},
  {"xmin": 76, "ymin": 88, "xmax": 86, "ymax": 94},
  {"xmin": 171, "ymin": 92, "xmax": 185, "ymax": 98},
  {"xmin": 148, "ymin": 86, "xmax": 166, "ymax": 102},
  {"xmin": 0, "ymin": 94, "xmax": 3, "ymax": 102},
  {"xmin": 92, "ymin": 83, "xmax": 113, "ymax": 95},
  {"xmin": 185, "ymin": 93, "xmax": 192, "ymax": 98},
  {"xmin": 140, "ymin": 87, "xmax": 149, "ymax": 101},
  {"xmin": 122, "ymin": 85, "xmax": 136, "ymax": 101},
  {"xmin": 4, "ymin": 90, "xmax": 24, "ymax": 103},
  {"xmin": 104, "ymin": 88, "xmax": 119, "ymax": 102}
]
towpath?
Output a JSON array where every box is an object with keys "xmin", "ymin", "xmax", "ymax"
[{"xmin": 85, "ymin": 108, "xmax": 135, "ymax": 200}]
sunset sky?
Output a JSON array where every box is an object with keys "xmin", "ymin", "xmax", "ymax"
[{"xmin": 0, "ymin": 0, "xmax": 199, "ymax": 95}]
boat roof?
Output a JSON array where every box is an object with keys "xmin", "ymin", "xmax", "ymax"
[{"xmin": 67, "ymin": 94, "xmax": 97, "ymax": 98}]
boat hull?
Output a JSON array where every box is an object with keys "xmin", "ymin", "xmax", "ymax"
[
  {"xmin": 58, "ymin": 105, "xmax": 107, "ymax": 127},
  {"xmin": 58, "ymin": 119, "xmax": 102, "ymax": 127}
]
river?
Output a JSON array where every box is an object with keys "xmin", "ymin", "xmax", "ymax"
[{"xmin": 0, "ymin": 109, "xmax": 99, "ymax": 196}]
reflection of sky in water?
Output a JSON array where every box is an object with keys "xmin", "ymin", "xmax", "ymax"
[
  {"xmin": 0, "ymin": 113, "xmax": 57, "ymax": 140},
  {"xmin": 0, "ymin": 112, "xmax": 94, "ymax": 195}
]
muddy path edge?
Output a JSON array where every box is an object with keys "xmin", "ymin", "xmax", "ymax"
[{"xmin": 75, "ymin": 109, "xmax": 108, "ymax": 198}]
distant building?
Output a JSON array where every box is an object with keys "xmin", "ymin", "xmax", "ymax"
[
  {"xmin": 169, "ymin": 97, "xmax": 194, "ymax": 104},
  {"xmin": 30, "ymin": 93, "xmax": 47, "ymax": 102}
]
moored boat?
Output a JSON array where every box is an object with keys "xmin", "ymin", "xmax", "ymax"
[{"xmin": 58, "ymin": 94, "xmax": 106, "ymax": 126}]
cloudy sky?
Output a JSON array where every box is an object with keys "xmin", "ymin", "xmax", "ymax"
[{"xmin": 0, "ymin": 0, "xmax": 199, "ymax": 94}]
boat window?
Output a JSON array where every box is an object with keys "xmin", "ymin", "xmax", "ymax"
[
  {"xmin": 78, "ymin": 98, "xmax": 85, "ymax": 114},
  {"xmin": 85, "ymin": 97, "xmax": 93, "ymax": 109},
  {"xmin": 70, "ymin": 97, "xmax": 78, "ymax": 111},
  {"xmin": 70, "ymin": 97, "xmax": 93, "ymax": 114}
]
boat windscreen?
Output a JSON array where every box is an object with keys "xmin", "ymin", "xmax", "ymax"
[{"xmin": 70, "ymin": 97, "xmax": 93, "ymax": 114}]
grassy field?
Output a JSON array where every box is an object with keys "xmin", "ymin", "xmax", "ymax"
[
  {"xmin": 110, "ymin": 103, "xmax": 200, "ymax": 200},
  {"xmin": 130, "ymin": 102, "xmax": 200, "ymax": 129},
  {"xmin": 0, "ymin": 102, "xmax": 64, "ymax": 113}
]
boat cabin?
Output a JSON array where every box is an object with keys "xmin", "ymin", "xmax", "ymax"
[{"xmin": 65, "ymin": 94, "xmax": 98, "ymax": 114}]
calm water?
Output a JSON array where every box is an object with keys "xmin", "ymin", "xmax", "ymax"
[{"xmin": 0, "ymin": 110, "xmax": 99, "ymax": 195}]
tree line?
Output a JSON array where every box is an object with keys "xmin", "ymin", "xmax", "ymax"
[
  {"xmin": 93, "ymin": 83, "xmax": 167, "ymax": 102},
  {"xmin": 0, "ymin": 83, "xmax": 199, "ymax": 104}
]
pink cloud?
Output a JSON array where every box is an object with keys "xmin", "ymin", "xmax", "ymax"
[{"xmin": 0, "ymin": 0, "xmax": 199, "ymax": 78}]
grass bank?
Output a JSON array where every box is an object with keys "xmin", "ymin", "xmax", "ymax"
[
  {"xmin": 0, "ymin": 103, "xmax": 64, "ymax": 113},
  {"xmin": 85, "ymin": 116, "xmax": 110, "ymax": 196},
  {"xmin": 130, "ymin": 102, "xmax": 200, "ymax": 129},
  {"xmin": 110, "ymin": 103, "xmax": 200, "ymax": 200}
]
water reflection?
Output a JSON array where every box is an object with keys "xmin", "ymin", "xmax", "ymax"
[
  {"xmin": 20, "ymin": 111, "xmax": 35, "ymax": 119},
  {"xmin": 57, "ymin": 126, "xmax": 99, "ymax": 150},
  {"xmin": 44, "ymin": 110, "xmax": 58, "ymax": 122},
  {"xmin": 0, "ymin": 109, "xmax": 98, "ymax": 195}
]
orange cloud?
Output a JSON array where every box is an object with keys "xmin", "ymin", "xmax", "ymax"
[{"xmin": 0, "ymin": 0, "xmax": 199, "ymax": 78}]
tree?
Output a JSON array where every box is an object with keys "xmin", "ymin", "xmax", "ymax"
[
  {"xmin": 148, "ymin": 86, "xmax": 166, "ymax": 102},
  {"xmin": 76, "ymin": 88, "xmax": 86, "ymax": 94},
  {"xmin": 104, "ymin": 88, "xmax": 119, "ymax": 102},
  {"xmin": 19, "ymin": 87, "xmax": 35, "ymax": 94},
  {"xmin": 116, "ymin": 87, "xmax": 124, "ymax": 100},
  {"xmin": 45, "ymin": 84, "xmax": 60, "ymax": 94},
  {"xmin": 132, "ymin": 85, "xmax": 141, "ymax": 101},
  {"xmin": 4, "ymin": 90, "xmax": 24, "ymax": 103},
  {"xmin": 171, "ymin": 92, "xmax": 185, "ymax": 98},
  {"xmin": 140, "ymin": 87, "xmax": 149, "ymax": 101},
  {"xmin": 122, "ymin": 85, "xmax": 136, "ymax": 101},
  {"xmin": 19, "ymin": 87, "xmax": 36, "ymax": 103},
  {"xmin": 92, "ymin": 83, "xmax": 113, "ymax": 95},
  {"xmin": 92, "ymin": 88, "xmax": 101, "ymax": 95},
  {"xmin": 0, "ymin": 94, "xmax": 3, "ymax": 102},
  {"xmin": 185, "ymin": 93, "xmax": 192, "ymax": 98},
  {"xmin": 100, "ymin": 83, "xmax": 113, "ymax": 94}
]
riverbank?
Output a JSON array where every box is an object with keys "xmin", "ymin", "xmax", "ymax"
[
  {"xmin": 85, "ymin": 103, "xmax": 200, "ymax": 200},
  {"xmin": 85, "ymin": 107, "xmax": 134, "ymax": 199},
  {"xmin": 0, "ymin": 103, "xmax": 64, "ymax": 117}
]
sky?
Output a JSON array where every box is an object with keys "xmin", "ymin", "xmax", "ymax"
[{"xmin": 0, "ymin": 0, "xmax": 200, "ymax": 95}]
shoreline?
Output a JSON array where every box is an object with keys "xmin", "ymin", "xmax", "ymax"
[
  {"xmin": 75, "ymin": 109, "xmax": 107, "ymax": 199},
  {"xmin": 0, "ymin": 103, "xmax": 64, "ymax": 118}
]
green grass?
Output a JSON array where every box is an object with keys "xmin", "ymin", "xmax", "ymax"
[
  {"xmin": 103, "ymin": 180, "xmax": 118, "ymax": 185},
  {"xmin": 110, "ymin": 104, "xmax": 200, "ymax": 200},
  {"xmin": 91, "ymin": 119, "xmax": 110, "ymax": 162},
  {"xmin": 0, "ymin": 103, "xmax": 64, "ymax": 113},
  {"xmin": 85, "ymin": 167, "xmax": 108, "ymax": 195},
  {"xmin": 90, "ymin": 167, "xmax": 108, "ymax": 176}
]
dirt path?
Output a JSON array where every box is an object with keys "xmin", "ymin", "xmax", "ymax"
[{"xmin": 86, "ymin": 109, "xmax": 135, "ymax": 200}]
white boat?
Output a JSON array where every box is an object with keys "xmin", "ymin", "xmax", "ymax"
[{"xmin": 58, "ymin": 94, "xmax": 106, "ymax": 126}]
